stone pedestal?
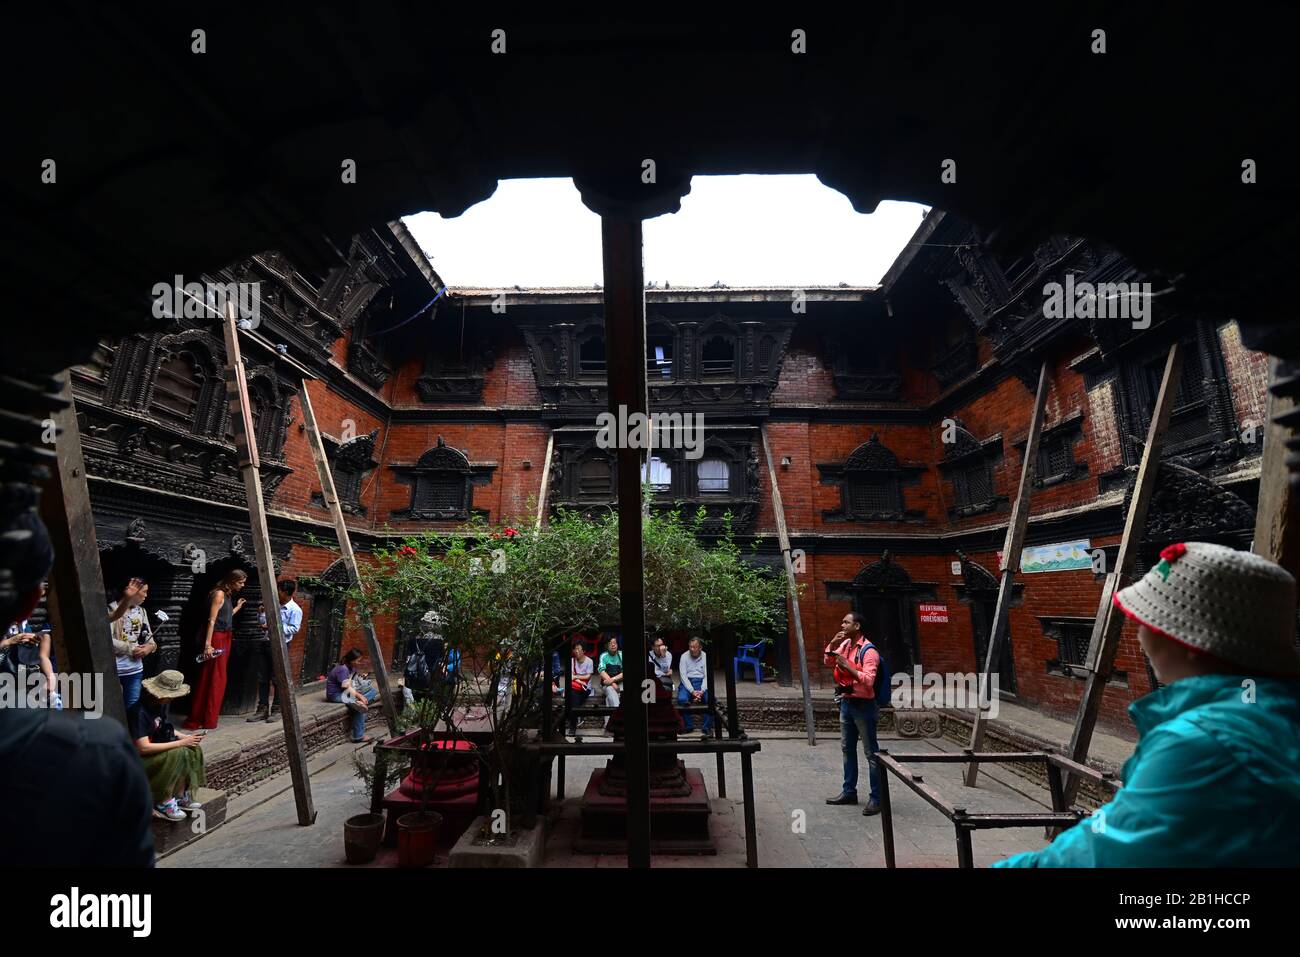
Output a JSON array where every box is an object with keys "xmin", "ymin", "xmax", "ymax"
[
  {"xmin": 575, "ymin": 688, "xmax": 715, "ymax": 854},
  {"xmin": 381, "ymin": 738, "xmax": 480, "ymax": 851}
]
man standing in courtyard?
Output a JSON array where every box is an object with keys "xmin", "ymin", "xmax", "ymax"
[
  {"xmin": 825, "ymin": 611, "xmax": 882, "ymax": 815},
  {"xmin": 248, "ymin": 579, "xmax": 302, "ymax": 722}
]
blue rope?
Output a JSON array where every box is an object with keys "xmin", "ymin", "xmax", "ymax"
[{"xmin": 367, "ymin": 284, "xmax": 447, "ymax": 338}]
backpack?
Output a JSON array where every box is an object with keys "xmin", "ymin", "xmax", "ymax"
[
  {"xmin": 404, "ymin": 639, "xmax": 434, "ymax": 692},
  {"xmin": 860, "ymin": 642, "xmax": 892, "ymax": 706}
]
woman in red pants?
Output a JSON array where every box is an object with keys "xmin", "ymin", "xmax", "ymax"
[{"xmin": 183, "ymin": 570, "xmax": 247, "ymax": 730}]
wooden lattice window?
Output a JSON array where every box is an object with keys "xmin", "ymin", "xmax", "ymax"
[
  {"xmin": 849, "ymin": 474, "xmax": 900, "ymax": 516},
  {"xmin": 150, "ymin": 352, "xmax": 203, "ymax": 429},
  {"xmin": 579, "ymin": 458, "xmax": 614, "ymax": 497},
  {"xmin": 1039, "ymin": 432, "xmax": 1075, "ymax": 480},
  {"xmin": 414, "ymin": 474, "xmax": 468, "ymax": 514},
  {"xmin": 951, "ymin": 460, "xmax": 993, "ymax": 510}
]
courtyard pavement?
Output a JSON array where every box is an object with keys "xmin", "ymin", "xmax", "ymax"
[{"xmin": 162, "ymin": 730, "xmax": 1064, "ymax": 868}]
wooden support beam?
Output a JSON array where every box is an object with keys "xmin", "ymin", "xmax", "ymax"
[
  {"xmin": 221, "ymin": 306, "xmax": 316, "ymax": 826},
  {"xmin": 964, "ymin": 360, "xmax": 1050, "ymax": 786},
  {"xmin": 38, "ymin": 371, "xmax": 127, "ymax": 726},
  {"xmin": 1254, "ymin": 356, "xmax": 1300, "ymax": 580},
  {"xmin": 295, "ymin": 380, "xmax": 401, "ymax": 734},
  {"xmin": 534, "ymin": 432, "xmax": 554, "ymax": 533},
  {"xmin": 1063, "ymin": 341, "xmax": 1184, "ymax": 805},
  {"xmin": 760, "ymin": 423, "xmax": 816, "ymax": 745},
  {"xmin": 600, "ymin": 214, "xmax": 651, "ymax": 869}
]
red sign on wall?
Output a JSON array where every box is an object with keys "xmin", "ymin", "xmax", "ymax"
[{"xmin": 919, "ymin": 603, "xmax": 949, "ymax": 624}]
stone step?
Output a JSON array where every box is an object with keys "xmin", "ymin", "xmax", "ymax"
[{"xmin": 153, "ymin": 787, "xmax": 227, "ymax": 860}]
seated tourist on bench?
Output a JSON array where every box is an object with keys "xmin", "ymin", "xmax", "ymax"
[
  {"xmin": 649, "ymin": 636, "xmax": 674, "ymax": 698},
  {"xmin": 994, "ymin": 542, "xmax": 1300, "ymax": 868},
  {"xmin": 132, "ymin": 670, "xmax": 206, "ymax": 823},
  {"xmin": 596, "ymin": 636, "xmax": 623, "ymax": 729},
  {"xmin": 678, "ymin": 637, "xmax": 712, "ymax": 736},
  {"xmin": 567, "ymin": 640, "xmax": 594, "ymax": 736},
  {"xmin": 326, "ymin": 648, "xmax": 378, "ymax": 744}
]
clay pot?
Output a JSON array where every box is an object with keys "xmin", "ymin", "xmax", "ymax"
[
  {"xmin": 343, "ymin": 813, "xmax": 385, "ymax": 864},
  {"xmin": 397, "ymin": 811, "xmax": 442, "ymax": 868}
]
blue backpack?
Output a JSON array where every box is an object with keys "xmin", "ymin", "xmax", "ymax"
[{"xmin": 859, "ymin": 641, "xmax": 891, "ymax": 707}]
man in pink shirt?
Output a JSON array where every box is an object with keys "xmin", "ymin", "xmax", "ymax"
[{"xmin": 824, "ymin": 611, "xmax": 882, "ymax": 815}]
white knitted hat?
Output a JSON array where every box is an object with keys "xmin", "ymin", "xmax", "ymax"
[{"xmin": 1114, "ymin": 541, "xmax": 1300, "ymax": 676}]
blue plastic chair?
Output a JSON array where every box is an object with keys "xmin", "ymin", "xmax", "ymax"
[{"xmin": 734, "ymin": 640, "xmax": 766, "ymax": 685}]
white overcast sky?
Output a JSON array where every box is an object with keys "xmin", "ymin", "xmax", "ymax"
[{"xmin": 403, "ymin": 175, "xmax": 929, "ymax": 288}]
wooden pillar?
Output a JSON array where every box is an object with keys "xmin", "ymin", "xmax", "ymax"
[
  {"xmin": 37, "ymin": 371, "xmax": 127, "ymax": 726},
  {"xmin": 1063, "ymin": 342, "xmax": 1184, "ymax": 805},
  {"xmin": 761, "ymin": 423, "xmax": 816, "ymax": 744},
  {"xmin": 221, "ymin": 307, "xmax": 316, "ymax": 826},
  {"xmin": 964, "ymin": 360, "xmax": 1049, "ymax": 786},
  {"xmin": 296, "ymin": 380, "xmax": 401, "ymax": 734},
  {"xmin": 600, "ymin": 214, "xmax": 651, "ymax": 868},
  {"xmin": 1253, "ymin": 357, "xmax": 1300, "ymax": 579}
]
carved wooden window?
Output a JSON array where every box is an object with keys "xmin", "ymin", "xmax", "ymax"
[
  {"xmin": 150, "ymin": 352, "xmax": 203, "ymax": 429},
  {"xmin": 641, "ymin": 456, "xmax": 672, "ymax": 492},
  {"xmin": 950, "ymin": 460, "xmax": 993, "ymax": 511},
  {"xmin": 757, "ymin": 335, "xmax": 776, "ymax": 372},
  {"xmin": 539, "ymin": 337, "xmax": 560, "ymax": 375},
  {"xmin": 1050, "ymin": 619, "xmax": 1091, "ymax": 667},
  {"xmin": 647, "ymin": 333, "xmax": 674, "ymax": 380},
  {"xmin": 1040, "ymin": 615, "xmax": 1124, "ymax": 686},
  {"xmin": 1121, "ymin": 327, "xmax": 1235, "ymax": 463},
  {"xmin": 222, "ymin": 378, "xmax": 282, "ymax": 457},
  {"xmin": 334, "ymin": 464, "xmax": 364, "ymax": 510},
  {"xmin": 578, "ymin": 336, "xmax": 606, "ymax": 377},
  {"xmin": 939, "ymin": 423, "xmax": 1000, "ymax": 517},
  {"xmin": 414, "ymin": 474, "xmax": 467, "ymax": 514},
  {"xmin": 395, "ymin": 439, "xmax": 479, "ymax": 520},
  {"xmin": 848, "ymin": 474, "xmax": 901, "ymax": 516},
  {"xmin": 578, "ymin": 458, "xmax": 614, "ymax": 498},
  {"xmin": 697, "ymin": 458, "xmax": 730, "ymax": 494},
  {"xmin": 1038, "ymin": 431, "xmax": 1076, "ymax": 482},
  {"xmin": 701, "ymin": 335, "xmax": 736, "ymax": 378}
]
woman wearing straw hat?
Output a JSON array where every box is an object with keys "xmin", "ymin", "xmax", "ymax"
[
  {"xmin": 133, "ymin": 670, "xmax": 207, "ymax": 823},
  {"xmin": 996, "ymin": 542, "xmax": 1300, "ymax": 867}
]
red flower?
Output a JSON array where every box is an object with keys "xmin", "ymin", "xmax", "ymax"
[
  {"xmin": 399, "ymin": 545, "xmax": 418, "ymax": 557},
  {"xmin": 504, "ymin": 527, "xmax": 518, "ymax": 538},
  {"xmin": 1159, "ymin": 543, "xmax": 1187, "ymax": 563}
]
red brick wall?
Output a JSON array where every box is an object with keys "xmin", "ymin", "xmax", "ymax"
[{"xmin": 259, "ymin": 319, "xmax": 1263, "ymax": 736}]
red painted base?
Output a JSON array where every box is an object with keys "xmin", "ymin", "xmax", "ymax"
[
  {"xmin": 575, "ymin": 767, "xmax": 715, "ymax": 855},
  {"xmin": 381, "ymin": 739, "xmax": 481, "ymax": 852}
]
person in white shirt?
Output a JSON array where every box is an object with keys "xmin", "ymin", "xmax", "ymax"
[
  {"xmin": 248, "ymin": 579, "xmax": 303, "ymax": 722},
  {"xmin": 107, "ymin": 578, "xmax": 156, "ymax": 719},
  {"xmin": 648, "ymin": 636, "xmax": 674, "ymax": 698},
  {"xmin": 677, "ymin": 637, "xmax": 712, "ymax": 735},
  {"xmin": 567, "ymin": 640, "xmax": 595, "ymax": 736}
]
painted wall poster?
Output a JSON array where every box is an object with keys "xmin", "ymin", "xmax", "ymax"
[{"xmin": 1020, "ymin": 539, "xmax": 1093, "ymax": 573}]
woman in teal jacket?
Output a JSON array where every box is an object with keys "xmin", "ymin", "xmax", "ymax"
[{"xmin": 996, "ymin": 542, "xmax": 1300, "ymax": 868}]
